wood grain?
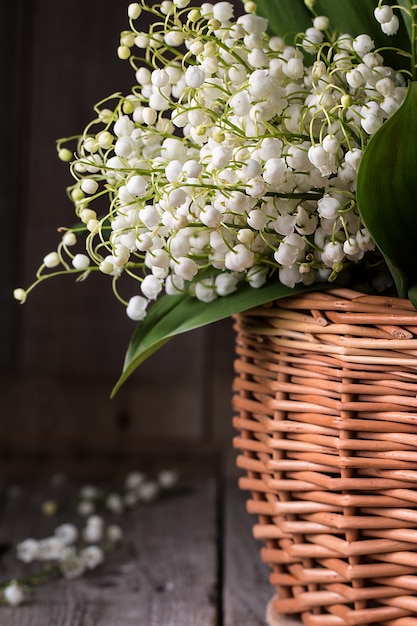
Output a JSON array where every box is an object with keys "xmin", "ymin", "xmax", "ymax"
[
  {"xmin": 223, "ymin": 482, "xmax": 272, "ymax": 625},
  {"xmin": 4, "ymin": 0, "xmax": 237, "ymax": 469},
  {"xmin": 0, "ymin": 460, "xmax": 275, "ymax": 625},
  {"xmin": 0, "ymin": 476, "xmax": 218, "ymax": 624}
]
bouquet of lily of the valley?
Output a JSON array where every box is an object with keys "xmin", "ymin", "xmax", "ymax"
[{"xmin": 15, "ymin": 0, "xmax": 417, "ymax": 393}]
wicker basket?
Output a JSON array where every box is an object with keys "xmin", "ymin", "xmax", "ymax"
[{"xmin": 232, "ymin": 288, "xmax": 417, "ymax": 626}]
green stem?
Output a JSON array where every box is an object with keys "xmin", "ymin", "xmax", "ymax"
[{"xmin": 409, "ymin": 0, "xmax": 417, "ymax": 79}]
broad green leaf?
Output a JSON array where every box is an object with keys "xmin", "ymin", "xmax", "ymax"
[
  {"xmin": 112, "ymin": 280, "xmax": 326, "ymax": 394},
  {"xmin": 253, "ymin": 0, "xmax": 312, "ymax": 39},
  {"xmin": 384, "ymin": 256, "xmax": 408, "ymax": 300},
  {"xmin": 408, "ymin": 284, "xmax": 417, "ymax": 309},
  {"xmin": 255, "ymin": 0, "xmax": 411, "ymax": 71},
  {"xmin": 356, "ymin": 80, "xmax": 417, "ymax": 304},
  {"xmin": 397, "ymin": 0, "xmax": 413, "ymax": 43}
]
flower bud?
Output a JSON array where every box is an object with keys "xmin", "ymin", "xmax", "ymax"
[
  {"xmin": 151, "ymin": 68, "xmax": 169, "ymax": 88},
  {"xmin": 13, "ymin": 288, "xmax": 27, "ymax": 303},
  {"xmin": 62, "ymin": 232, "xmax": 77, "ymax": 246},
  {"xmin": 81, "ymin": 179, "xmax": 99, "ymax": 195},
  {"xmin": 184, "ymin": 66, "xmax": 205, "ymax": 88},
  {"xmin": 72, "ymin": 254, "xmax": 90, "ymax": 271},
  {"xmin": 43, "ymin": 252, "xmax": 60, "ymax": 268},
  {"xmin": 128, "ymin": 3, "xmax": 141, "ymax": 19},
  {"xmin": 127, "ymin": 175, "xmax": 148, "ymax": 196},
  {"xmin": 313, "ymin": 16, "xmax": 329, "ymax": 31},
  {"xmin": 58, "ymin": 148, "xmax": 72, "ymax": 162},
  {"xmin": 322, "ymin": 135, "xmax": 339, "ymax": 154},
  {"xmin": 117, "ymin": 45, "xmax": 130, "ymax": 60},
  {"xmin": 99, "ymin": 260, "xmax": 114, "ymax": 275},
  {"xmin": 374, "ymin": 5, "xmax": 393, "ymax": 24}
]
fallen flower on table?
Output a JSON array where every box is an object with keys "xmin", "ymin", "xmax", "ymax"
[{"xmin": 0, "ymin": 469, "xmax": 179, "ymax": 606}]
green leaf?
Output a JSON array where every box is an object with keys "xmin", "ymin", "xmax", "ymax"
[
  {"xmin": 254, "ymin": 0, "xmax": 311, "ymax": 39},
  {"xmin": 356, "ymin": 81, "xmax": 417, "ymax": 304},
  {"xmin": 111, "ymin": 280, "xmax": 326, "ymax": 395},
  {"xmin": 397, "ymin": 0, "xmax": 413, "ymax": 43},
  {"xmin": 255, "ymin": 0, "xmax": 410, "ymax": 70},
  {"xmin": 408, "ymin": 284, "xmax": 417, "ymax": 309}
]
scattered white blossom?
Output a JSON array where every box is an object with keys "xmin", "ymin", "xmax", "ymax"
[
  {"xmin": 125, "ymin": 472, "xmax": 146, "ymax": 491},
  {"xmin": 37, "ymin": 537, "xmax": 66, "ymax": 561},
  {"xmin": 158, "ymin": 470, "xmax": 179, "ymax": 489},
  {"xmin": 80, "ymin": 545, "xmax": 105, "ymax": 570},
  {"xmin": 41, "ymin": 500, "xmax": 58, "ymax": 517},
  {"xmin": 16, "ymin": 538, "xmax": 39, "ymax": 563},
  {"xmin": 82, "ymin": 515, "xmax": 105, "ymax": 543},
  {"xmin": 106, "ymin": 524, "xmax": 124, "ymax": 543},
  {"xmin": 5, "ymin": 468, "xmax": 179, "ymax": 607},
  {"xmin": 59, "ymin": 552, "xmax": 87, "ymax": 580},
  {"xmin": 138, "ymin": 481, "xmax": 160, "ymax": 502},
  {"xmin": 54, "ymin": 523, "xmax": 79, "ymax": 546},
  {"xmin": 105, "ymin": 494, "xmax": 124, "ymax": 514},
  {"xmin": 3, "ymin": 581, "xmax": 25, "ymax": 606},
  {"xmin": 77, "ymin": 500, "xmax": 96, "ymax": 517}
]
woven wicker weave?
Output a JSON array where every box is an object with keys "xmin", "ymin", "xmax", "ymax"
[{"xmin": 232, "ymin": 288, "xmax": 417, "ymax": 626}]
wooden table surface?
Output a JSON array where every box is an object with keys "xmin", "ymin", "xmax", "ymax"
[{"xmin": 0, "ymin": 451, "xmax": 279, "ymax": 626}]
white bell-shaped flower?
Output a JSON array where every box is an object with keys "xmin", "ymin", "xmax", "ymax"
[
  {"xmin": 225, "ymin": 244, "xmax": 255, "ymax": 272},
  {"xmin": 126, "ymin": 295, "xmax": 148, "ymax": 321},
  {"xmin": 317, "ymin": 195, "xmax": 342, "ymax": 220},
  {"xmin": 140, "ymin": 275, "xmax": 163, "ymax": 299},
  {"xmin": 322, "ymin": 241, "xmax": 344, "ymax": 266},
  {"xmin": 274, "ymin": 242, "xmax": 299, "ymax": 266},
  {"xmin": 246, "ymin": 266, "xmax": 268, "ymax": 288},
  {"xmin": 279, "ymin": 264, "xmax": 302, "ymax": 288},
  {"xmin": 72, "ymin": 254, "xmax": 90, "ymax": 271},
  {"xmin": 184, "ymin": 66, "xmax": 205, "ymax": 88},
  {"xmin": 195, "ymin": 278, "xmax": 217, "ymax": 303},
  {"xmin": 380, "ymin": 16, "xmax": 400, "ymax": 35},
  {"xmin": 127, "ymin": 175, "xmax": 148, "ymax": 196},
  {"xmin": 174, "ymin": 257, "xmax": 198, "ymax": 280},
  {"xmin": 165, "ymin": 274, "xmax": 185, "ymax": 295},
  {"xmin": 215, "ymin": 272, "xmax": 240, "ymax": 296}
]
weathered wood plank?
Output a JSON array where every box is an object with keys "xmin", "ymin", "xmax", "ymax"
[
  {"xmin": 3, "ymin": 0, "xmax": 242, "ymax": 455},
  {"xmin": 0, "ymin": 473, "xmax": 218, "ymax": 625},
  {"xmin": 0, "ymin": 442, "xmax": 220, "ymax": 482},
  {"xmin": 0, "ymin": 331, "xmax": 210, "ymax": 452},
  {"xmin": 18, "ymin": 0, "xmax": 133, "ymax": 376},
  {"xmin": 223, "ymin": 481, "xmax": 272, "ymax": 626},
  {"xmin": 210, "ymin": 319, "xmax": 236, "ymax": 465},
  {"xmin": 6, "ymin": 0, "xmax": 210, "ymax": 444},
  {"xmin": 0, "ymin": 0, "xmax": 30, "ymax": 369}
]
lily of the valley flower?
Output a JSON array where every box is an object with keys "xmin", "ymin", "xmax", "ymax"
[
  {"xmin": 2, "ymin": 469, "xmax": 178, "ymax": 606},
  {"xmin": 15, "ymin": 0, "xmax": 409, "ymax": 323}
]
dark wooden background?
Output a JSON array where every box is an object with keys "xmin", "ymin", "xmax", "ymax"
[{"xmin": 1, "ymin": 0, "xmax": 238, "ymax": 473}]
